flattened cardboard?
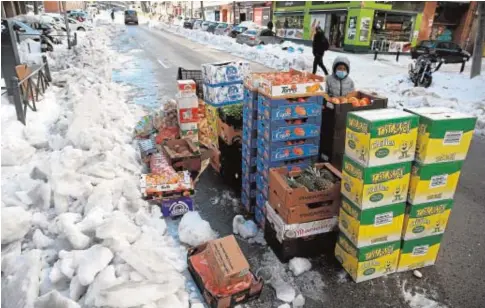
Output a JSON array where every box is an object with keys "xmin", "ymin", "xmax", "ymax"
[
  {"xmin": 205, "ymin": 235, "xmax": 250, "ymax": 288},
  {"xmin": 163, "ymin": 139, "xmax": 201, "ymax": 172}
]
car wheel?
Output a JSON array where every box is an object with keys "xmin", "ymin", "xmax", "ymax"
[{"xmin": 77, "ymin": 27, "xmax": 85, "ymax": 31}]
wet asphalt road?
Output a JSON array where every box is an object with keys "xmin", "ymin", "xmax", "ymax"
[{"xmin": 117, "ymin": 23, "xmax": 485, "ymax": 308}]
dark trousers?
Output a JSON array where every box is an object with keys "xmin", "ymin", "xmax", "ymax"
[{"xmin": 312, "ymin": 54, "xmax": 329, "ymax": 75}]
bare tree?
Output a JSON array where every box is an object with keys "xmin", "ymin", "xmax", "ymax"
[
  {"xmin": 471, "ymin": 2, "xmax": 484, "ymax": 79},
  {"xmin": 200, "ymin": 1, "xmax": 205, "ymax": 21}
]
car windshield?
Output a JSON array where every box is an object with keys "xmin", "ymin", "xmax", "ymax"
[
  {"xmin": 202, "ymin": 22, "xmax": 209, "ymax": 26},
  {"xmin": 420, "ymin": 41, "xmax": 435, "ymax": 48},
  {"xmin": 125, "ymin": 10, "xmax": 136, "ymax": 16},
  {"xmin": 217, "ymin": 23, "xmax": 227, "ymax": 28},
  {"xmin": 245, "ymin": 30, "xmax": 258, "ymax": 35},
  {"xmin": 14, "ymin": 20, "xmax": 36, "ymax": 32}
]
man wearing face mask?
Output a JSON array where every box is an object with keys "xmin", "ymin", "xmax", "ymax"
[{"xmin": 325, "ymin": 56, "xmax": 357, "ymax": 99}]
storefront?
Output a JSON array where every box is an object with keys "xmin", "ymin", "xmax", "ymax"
[
  {"xmin": 273, "ymin": 1, "xmax": 306, "ymax": 40},
  {"xmin": 370, "ymin": 11, "xmax": 417, "ymax": 52},
  {"xmin": 309, "ymin": 10, "xmax": 348, "ymax": 48}
]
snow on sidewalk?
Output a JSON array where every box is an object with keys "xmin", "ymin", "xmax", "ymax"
[
  {"xmin": 152, "ymin": 21, "xmax": 485, "ymax": 135},
  {"xmin": 1, "ymin": 24, "xmax": 190, "ymax": 307}
]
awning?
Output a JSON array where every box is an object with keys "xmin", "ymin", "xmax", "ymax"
[
  {"xmin": 309, "ymin": 9, "xmax": 348, "ymax": 13},
  {"xmin": 274, "ymin": 11, "xmax": 304, "ymax": 16}
]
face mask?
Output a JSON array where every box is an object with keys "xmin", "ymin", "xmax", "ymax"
[{"xmin": 336, "ymin": 71, "xmax": 347, "ymax": 79}]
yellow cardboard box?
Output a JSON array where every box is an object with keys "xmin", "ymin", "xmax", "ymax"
[
  {"xmin": 339, "ymin": 196, "xmax": 405, "ymax": 247},
  {"xmin": 341, "ymin": 155, "xmax": 411, "ymax": 210},
  {"xmin": 402, "ymin": 200, "xmax": 453, "ymax": 240},
  {"xmin": 405, "ymin": 107, "xmax": 476, "ymax": 164},
  {"xmin": 398, "ymin": 234, "xmax": 443, "ymax": 272},
  {"xmin": 335, "ymin": 232, "xmax": 400, "ymax": 283},
  {"xmin": 345, "ymin": 109, "xmax": 418, "ymax": 167},
  {"xmin": 408, "ymin": 161, "xmax": 463, "ymax": 205}
]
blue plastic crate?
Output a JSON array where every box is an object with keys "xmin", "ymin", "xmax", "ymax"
[
  {"xmin": 257, "ymin": 143, "xmax": 319, "ymax": 162},
  {"xmin": 256, "ymin": 157, "xmax": 315, "ymax": 180},
  {"xmin": 242, "ymin": 171, "xmax": 256, "ymax": 184},
  {"xmin": 243, "ymin": 106, "xmax": 258, "ymax": 120},
  {"xmin": 242, "ymin": 185, "xmax": 257, "ymax": 199},
  {"xmin": 258, "ymin": 94, "xmax": 323, "ymax": 107},
  {"xmin": 243, "ymin": 117, "xmax": 259, "ymax": 131},
  {"xmin": 241, "ymin": 191, "xmax": 255, "ymax": 213},
  {"xmin": 244, "ymin": 87, "xmax": 258, "ymax": 109},
  {"xmin": 256, "ymin": 175, "xmax": 268, "ymax": 199},
  {"xmin": 258, "ymin": 102, "xmax": 322, "ymax": 122},
  {"xmin": 242, "ymin": 145, "xmax": 257, "ymax": 162},
  {"xmin": 256, "ymin": 192, "xmax": 267, "ymax": 210},
  {"xmin": 242, "ymin": 129, "xmax": 258, "ymax": 148},
  {"xmin": 254, "ymin": 207, "xmax": 266, "ymax": 229},
  {"xmin": 258, "ymin": 114, "xmax": 322, "ymax": 131},
  {"xmin": 258, "ymin": 120, "xmax": 321, "ymax": 142},
  {"xmin": 242, "ymin": 157, "xmax": 257, "ymax": 173},
  {"xmin": 257, "ymin": 137, "xmax": 320, "ymax": 152}
]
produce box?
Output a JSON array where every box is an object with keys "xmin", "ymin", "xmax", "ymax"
[
  {"xmin": 242, "ymin": 167, "xmax": 256, "ymax": 183},
  {"xmin": 257, "ymin": 137, "xmax": 319, "ymax": 152},
  {"xmin": 177, "ymin": 80, "xmax": 197, "ymax": 97},
  {"xmin": 259, "ymin": 94, "xmax": 322, "ymax": 107},
  {"xmin": 258, "ymin": 102, "xmax": 322, "ymax": 123},
  {"xmin": 319, "ymin": 91, "xmax": 387, "ymax": 169},
  {"xmin": 345, "ymin": 109, "xmax": 419, "ymax": 167},
  {"xmin": 257, "ymin": 143, "xmax": 319, "ymax": 162},
  {"xmin": 256, "ymin": 192, "xmax": 267, "ymax": 210},
  {"xmin": 402, "ymin": 200, "xmax": 453, "ymax": 240},
  {"xmin": 163, "ymin": 139, "xmax": 201, "ymax": 172},
  {"xmin": 140, "ymin": 171, "xmax": 194, "ymax": 199},
  {"xmin": 187, "ymin": 242, "xmax": 263, "ymax": 308},
  {"xmin": 341, "ymin": 155, "xmax": 411, "ymax": 210},
  {"xmin": 241, "ymin": 192, "xmax": 255, "ymax": 213},
  {"xmin": 138, "ymin": 138, "xmax": 157, "ymax": 159},
  {"xmin": 259, "ymin": 121, "xmax": 320, "ymax": 143},
  {"xmin": 407, "ymin": 160, "xmax": 463, "ymax": 205},
  {"xmin": 256, "ymin": 175, "xmax": 268, "ymax": 199},
  {"xmin": 202, "ymin": 61, "xmax": 251, "ymax": 85},
  {"xmin": 268, "ymin": 163, "xmax": 341, "ymax": 224},
  {"xmin": 257, "ymin": 70, "xmax": 325, "ymax": 99},
  {"xmin": 397, "ymin": 234, "xmax": 443, "ymax": 272},
  {"xmin": 339, "ymin": 196, "xmax": 405, "ymax": 247},
  {"xmin": 404, "ymin": 107, "xmax": 477, "ymax": 164},
  {"xmin": 265, "ymin": 202, "xmax": 337, "ymax": 262},
  {"xmin": 149, "ymin": 152, "xmax": 172, "ymax": 175},
  {"xmin": 160, "ymin": 196, "xmax": 194, "ymax": 217},
  {"xmin": 257, "ymin": 157, "xmax": 314, "ymax": 180},
  {"xmin": 204, "ymin": 83, "xmax": 245, "ymax": 106},
  {"xmin": 180, "ymin": 128, "xmax": 200, "ymax": 147},
  {"xmin": 334, "ymin": 232, "xmax": 400, "ymax": 283},
  {"xmin": 205, "ymin": 104, "xmax": 220, "ymax": 149},
  {"xmin": 177, "ymin": 67, "xmax": 203, "ymax": 99},
  {"xmin": 243, "ymin": 86, "xmax": 259, "ymax": 109},
  {"xmin": 242, "ymin": 151, "xmax": 257, "ymax": 168}
]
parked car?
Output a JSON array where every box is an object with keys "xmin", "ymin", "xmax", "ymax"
[
  {"xmin": 228, "ymin": 25, "xmax": 248, "ymax": 38},
  {"xmin": 206, "ymin": 22, "xmax": 219, "ymax": 33},
  {"xmin": 236, "ymin": 29, "xmax": 283, "ymax": 46},
  {"xmin": 67, "ymin": 17, "xmax": 91, "ymax": 31},
  {"xmin": 214, "ymin": 22, "xmax": 230, "ymax": 35},
  {"xmin": 69, "ymin": 11, "xmax": 90, "ymax": 22},
  {"xmin": 193, "ymin": 19, "xmax": 202, "ymax": 30},
  {"xmin": 124, "ymin": 10, "xmax": 138, "ymax": 25},
  {"xmin": 183, "ymin": 18, "xmax": 195, "ymax": 29},
  {"xmin": 201, "ymin": 21, "xmax": 212, "ymax": 31},
  {"xmin": 411, "ymin": 40, "xmax": 470, "ymax": 64},
  {"xmin": 8, "ymin": 19, "xmax": 42, "ymax": 42}
]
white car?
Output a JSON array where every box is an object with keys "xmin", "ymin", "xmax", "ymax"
[{"xmin": 41, "ymin": 13, "xmax": 91, "ymax": 32}]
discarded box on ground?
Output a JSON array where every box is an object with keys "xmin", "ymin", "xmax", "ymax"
[
  {"xmin": 341, "ymin": 155, "xmax": 411, "ymax": 210},
  {"xmin": 160, "ymin": 196, "xmax": 194, "ymax": 217},
  {"xmin": 163, "ymin": 139, "xmax": 201, "ymax": 172},
  {"xmin": 187, "ymin": 238, "xmax": 263, "ymax": 308},
  {"xmin": 345, "ymin": 109, "xmax": 418, "ymax": 167},
  {"xmin": 405, "ymin": 107, "xmax": 477, "ymax": 164},
  {"xmin": 334, "ymin": 232, "xmax": 400, "ymax": 283},
  {"xmin": 402, "ymin": 200, "xmax": 453, "ymax": 240},
  {"xmin": 140, "ymin": 171, "xmax": 194, "ymax": 199},
  {"xmin": 397, "ymin": 234, "xmax": 443, "ymax": 272},
  {"xmin": 177, "ymin": 80, "xmax": 197, "ymax": 97},
  {"xmin": 268, "ymin": 163, "xmax": 341, "ymax": 224},
  {"xmin": 339, "ymin": 195, "xmax": 405, "ymax": 247},
  {"xmin": 407, "ymin": 160, "xmax": 463, "ymax": 205}
]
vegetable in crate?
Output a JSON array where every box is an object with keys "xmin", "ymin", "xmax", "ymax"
[{"xmin": 219, "ymin": 104, "xmax": 243, "ymax": 129}]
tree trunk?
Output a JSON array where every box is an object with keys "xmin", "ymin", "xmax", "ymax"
[
  {"xmin": 200, "ymin": 1, "xmax": 205, "ymax": 21},
  {"xmin": 34, "ymin": 2, "xmax": 39, "ymax": 14},
  {"xmin": 471, "ymin": 2, "xmax": 484, "ymax": 79}
]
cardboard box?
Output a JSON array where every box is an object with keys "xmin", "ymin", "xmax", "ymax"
[
  {"xmin": 397, "ymin": 234, "xmax": 443, "ymax": 272},
  {"xmin": 258, "ymin": 70, "xmax": 326, "ymax": 99},
  {"xmin": 265, "ymin": 201, "xmax": 337, "ymax": 243},
  {"xmin": 163, "ymin": 139, "xmax": 201, "ymax": 172},
  {"xmin": 177, "ymin": 80, "xmax": 197, "ymax": 97},
  {"xmin": 339, "ymin": 196, "xmax": 405, "ymax": 247},
  {"xmin": 203, "ymin": 83, "xmax": 245, "ymax": 107},
  {"xmin": 345, "ymin": 109, "xmax": 419, "ymax": 167},
  {"xmin": 176, "ymin": 94, "xmax": 198, "ymax": 109},
  {"xmin": 187, "ymin": 243, "xmax": 263, "ymax": 308},
  {"xmin": 407, "ymin": 160, "xmax": 463, "ymax": 205},
  {"xmin": 402, "ymin": 200, "xmax": 453, "ymax": 240},
  {"xmin": 202, "ymin": 61, "xmax": 251, "ymax": 85},
  {"xmin": 180, "ymin": 122, "xmax": 198, "ymax": 131},
  {"xmin": 334, "ymin": 232, "xmax": 400, "ymax": 283},
  {"xmin": 205, "ymin": 235, "xmax": 250, "ymax": 288},
  {"xmin": 140, "ymin": 171, "xmax": 194, "ymax": 199},
  {"xmin": 405, "ymin": 107, "xmax": 477, "ymax": 164},
  {"xmin": 160, "ymin": 196, "xmax": 194, "ymax": 217},
  {"xmin": 205, "ymin": 104, "xmax": 220, "ymax": 149},
  {"xmin": 268, "ymin": 163, "xmax": 341, "ymax": 224},
  {"xmin": 341, "ymin": 155, "xmax": 411, "ymax": 210}
]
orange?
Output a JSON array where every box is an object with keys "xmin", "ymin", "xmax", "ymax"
[
  {"xmin": 360, "ymin": 97, "xmax": 370, "ymax": 106},
  {"xmin": 295, "ymin": 106, "xmax": 307, "ymax": 116},
  {"xmin": 294, "ymin": 127, "xmax": 305, "ymax": 136}
]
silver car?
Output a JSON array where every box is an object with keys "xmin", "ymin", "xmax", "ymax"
[
  {"xmin": 214, "ymin": 22, "xmax": 230, "ymax": 35},
  {"xmin": 236, "ymin": 29, "xmax": 284, "ymax": 46}
]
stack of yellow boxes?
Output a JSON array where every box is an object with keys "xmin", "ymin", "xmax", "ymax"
[
  {"xmin": 335, "ymin": 109, "xmax": 419, "ymax": 282},
  {"xmin": 399, "ymin": 107, "xmax": 476, "ymax": 272}
]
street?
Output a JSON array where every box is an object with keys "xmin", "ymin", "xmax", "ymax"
[{"xmin": 116, "ymin": 23, "xmax": 485, "ymax": 308}]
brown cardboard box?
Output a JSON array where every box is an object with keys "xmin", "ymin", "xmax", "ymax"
[
  {"xmin": 205, "ymin": 235, "xmax": 250, "ymax": 288},
  {"xmin": 163, "ymin": 139, "xmax": 201, "ymax": 172},
  {"xmin": 268, "ymin": 163, "xmax": 342, "ymax": 224}
]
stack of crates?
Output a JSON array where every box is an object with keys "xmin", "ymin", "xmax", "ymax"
[
  {"xmin": 241, "ymin": 85, "xmax": 259, "ymax": 213},
  {"xmin": 335, "ymin": 109, "xmax": 419, "ymax": 283},
  {"xmin": 399, "ymin": 107, "xmax": 476, "ymax": 273},
  {"xmin": 255, "ymin": 94, "xmax": 324, "ymax": 228}
]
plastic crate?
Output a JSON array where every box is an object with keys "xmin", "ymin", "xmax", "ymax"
[
  {"xmin": 256, "ymin": 175, "xmax": 268, "ymax": 199},
  {"xmin": 256, "ymin": 192, "xmax": 267, "ymax": 210},
  {"xmin": 242, "ymin": 145, "xmax": 257, "ymax": 163},
  {"xmin": 242, "ymin": 158, "xmax": 257, "ymax": 174},
  {"xmin": 241, "ymin": 191, "xmax": 256, "ymax": 213},
  {"xmin": 258, "ymin": 121, "xmax": 320, "ymax": 143},
  {"xmin": 177, "ymin": 67, "xmax": 203, "ymax": 99},
  {"xmin": 257, "ymin": 143, "xmax": 319, "ymax": 162},
  {"xmin": 244, "ymin": 87, "xmax": 259, "ymax": 109},
  {"xmin": 257, "ymin": 137, "xmax": 319, "ymax": 151},
  {"xmin": 258, "ymin": 102, "xmax": 322, "ymax": 122},
  {"xmin": 255, "ymin": 207, "xmax": 266, "ymax": 229}
]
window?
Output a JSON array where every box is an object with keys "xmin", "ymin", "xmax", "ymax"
[{"xmin": 245, "ymin": 30, "xmax": 258, "ymax": 35}]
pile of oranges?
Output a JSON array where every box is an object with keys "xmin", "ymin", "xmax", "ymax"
[
  {"xmin": 328, "ymin": 96, "xmax": 371, "ymax": 107},
  {"xmin": 258, "ymin": 72, "xmax": 321, "ymax": 86}
]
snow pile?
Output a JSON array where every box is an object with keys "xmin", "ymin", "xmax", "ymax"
[
  {"xmin": 178, "ymin": 211, "xmax": 218, "ymax": 247},
  {"xmin": 233, "ymin": 215, "xmax": 258, "ymax": 239},
  {"xmin": 1, "ymin": 24, "xmax": 189, "ymax": 307},
  {"xmin": 288, "ymin": 257, "xmax": 312, "ymax": 276},
  {"xmin": 402, "ymin": 281, "xmax": 448, "ymax": 308},
  {"xmin": 154, "ymin": 21, "xmax": 485, "ymax": 135}
]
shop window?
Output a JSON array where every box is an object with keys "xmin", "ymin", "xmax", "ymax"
[
  {"xmin": 372, "ymin": 11, "xmax": 414, "ymax": 42},
  {"xmin": 274, "ymin": 15, "xmax": 304, "ymax": 39}
]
